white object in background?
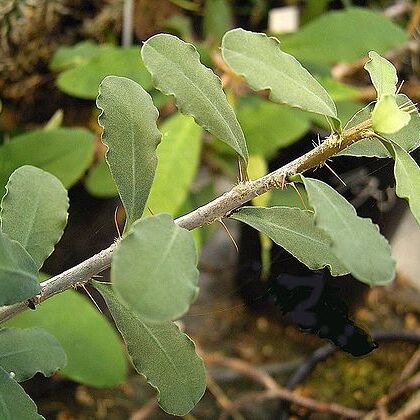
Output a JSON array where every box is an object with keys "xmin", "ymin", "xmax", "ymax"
[
  {"xmin": 268, "ymin": 6, "xmax": 299, "ymax": 34},
  {"xmin": 122, "ymin": 0, "xmax": 134, "ymax": 47},
  {"xmin": 391, "ymin": 209, "xmax": 420, "ymax": 289}
]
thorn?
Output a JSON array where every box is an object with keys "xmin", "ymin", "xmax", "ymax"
[
  {"xmin": 272, "ymin": 174, "xmax": 286, "ymax": 189},
  {"xmin": 396, "ymin": 80, "xmax": 405, "ymax": 94},
  {"xmin": 91, "ymin": 274, "xmax": 103, "ymax": 279},
  {"xmin": 324, "ymin": 162, "xmax": 347, "ymax": 186},
  {"xmin": 290, "ymin": 182, "xmax": 308, "ymax": 210},
  {"xmin": 218, "ymin": 219, "xmax": 239, "ymax": 253},
  {"xmin": 81, "ymin": 284, "xmax": 103, "ymax": 314},
  {"xmin": 114, "ymin": 206, "xmax": 122, "ymax": 239},
  {"xmin": 147, "ymin": 206, "xmax": 154, "ymax": 216}
]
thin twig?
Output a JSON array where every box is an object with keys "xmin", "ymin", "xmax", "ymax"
[
  {"xmin": 206, "ymin": 373, "xmax": 245, "ymax": 420},
  {"xmin": 219, "ymin": 389, "xmax": 366, "ymax": 420},
  {"xmin": 0, "ymin": 119, "xmax": 374, "ymax": 324},
  {"xmin": 130, "ymin": 398, "xmax": 158, "ymax": 420},
  {"xmin": 391, "ymin": 346, "xmax": 420, "ymax": 391},
  {"xmin": 206, "ymin": 354, "xmax": 366, "ymax": 419},
  {"xmin": 393, "ymin": 389, "xmax": 420, "ymax": 420}
]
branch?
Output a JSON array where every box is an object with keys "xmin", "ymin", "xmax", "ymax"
[{"xmin": 0, "ymin": 119, "xmax": 373, "ymax": 324}]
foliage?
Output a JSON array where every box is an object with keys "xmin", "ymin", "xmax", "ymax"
[
  {"xmin": 7, "ymin": 289, "xmax": 128, "ymax": 387},
  {"xmin": 97, "ymin": 76, "xmax": 161, "ymax": 230},
  {"xmin": 95, "ymin": 283, "xmax": 206, "ymax": 416},
  {"xmin": 112, "ymin": 214, "xmax": 199, "ymax": 322},
  {"xmin": 51, "ymin": 43, "xmax": 152, "ymax": 100},
  {"xmin": 1, "ymin": 166, "xmax": 68, "ymax": 269},
  {"xmin": 1, "ymin": 9, "xmax": 420, "ymax": 417},
  {"xmin": 142, "ymin": 33, "xmax": 248, "ymax": 163},
  {"xmin": 0, "ymin": 128, "xmax": 95, "ymax": 196},
  {"xmin": 280, "ymin": 7, "xmax": 408, "ymax": 70}
]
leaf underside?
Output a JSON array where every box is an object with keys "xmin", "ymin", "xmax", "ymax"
[
  {"xmin": 302, "ymin": 177, "xmax": 395, "ymax": 286},
  {"xmin": 142, "ymin": 33, "xmax": 248, "ymax": 163},
  {"xmin": 1, "ymin": 166, "xmax": 69, "ymax": 269},
  {"xmin": 95, "ymin": 283, "xmax": 206, "ymax": 416},
  {"xmin": 232, "ymin": 206, "xmax": 348, "ymax": 276},
  {"xmin": 392, "ymin": 144, "xmax": 420, "ymax": 225},
  {"xmin": 97, "ymin": 76, "xmax": 162, "ymax": 229},
  {"xmin": 0, "ymin": 327, "xmax": 67, "ymax": 382},
  {"xmin": 0, "ymin": 232, "xmax": 40, "ymax": 306},
  {"xmin": 112, "ymin": 214, "xmax": 199, "ymax": 322},
  {"xmin": 221, "ymin": 28, "xmax": 338, "ymax": 121}
]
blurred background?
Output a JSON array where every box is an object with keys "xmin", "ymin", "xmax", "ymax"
[{"xmin": 1, "ymin": 0, "xmax": 420, "ymax": 418}]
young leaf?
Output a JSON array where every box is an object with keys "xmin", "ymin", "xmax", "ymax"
[
  {"xmin": 232, "ymin": 206, "xmax": 348, "ymax": 276},
  {"xmin": 146, "ymin": 114, "xmax": 202, "ymax": 215},
  {"xmin": 112, "ymin": 214, "xmax": 199, "ymax": 322},
  {"xmin": 0, "ymin": 327, "xmax": 66, "ymax": 382},
  {"xmin": 372, "ymin": 94, "xmax": 410, "ymax": 134},
  {"xmin": 281, "ymin": 7, "xmax": 408, "ymax": 67},
  {"xmin": 340, "ymin": 95, "xmax": 420, "ymax": 157},
  {"xmin": 141, "ymin": 33, "xmax": 248, "ymax": 163},
  {"xmin": 0, "ymin": 367, "xmax": 43, "ymax": 420},
  {"xmin": 97, "ymin": 76, "xmax": 162, "ymax": 229},
  {"xmin": 1, "ymin": 166, "xmax": 69, "ymax": 269},
  {"xmin": 392, "ymin": 145, "xmax": 420, "ymax": 225},
  {"xmin": 0, "ymin": 232, "xmax": 40, "ymax": 306},
  {"xmin": 95, "ymin": 282, "xmax": 206, "ymax": 416},
  {"xmin": 7, "ymin": 290, "xmax": 127, "ymax": 387},
  {"xmin": 0, "ymin": 128, "xmax": 95, "ymax": 195},
  {"xmin": 302, "ymin": 177, "xmax": 395, "ymax": 285},
  {"xmin": 221, "ymin": 29, "xmax": 338, "ymax": 121},
  {"xmin": 364, "ymin": 51, "xmax": 397, "ymax": 99}
]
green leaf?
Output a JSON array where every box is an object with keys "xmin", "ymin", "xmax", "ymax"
[
  {"xmin": 95, "ymin": 283, "xmax": 206, "ymax": 416},
  {"xmin": 301, "ymin": 0, "xmax": 329, "ymax": 25},
  {"xmin": 0, "ymin": 232, "xmax": 40, "ymax": 306},
  {"xmin": 340, "ymin": 95, "xmax": 420, "ymax": 157},
  {"xmin": 0, "ymin": 128, "xmax": 95, "ymax": 195},
  {"xmin": 237, "ymin": 96, "xmax": 310, "ymax": 158},
  {"xmin": 364, "ymin": 51, "xmax": 397, "ymax": 99},
  {"xmin": 56, "ymin": 46, "xmax": 152, "ymax": 99},
  {"xmin": 268, "ymin": 184, "xmax": 309, "ymax": 210},
  {"xmin": 50, "ymin": 40, "xmax": 104, "ymax": 72},
  {"xmin": 221, "ymin": 28, "xmax": 338, "ymax": 120},
  {"xmin": 1, "ymin": 166, "xmax": 69, "ymax": 269},
  {"xmin": 85, "ymin": 159, "xmax": 118, "ymax": 198},
  {"xmin": 7, "ymin": 290, "xmax": 127, "ymax": 387},
  {"xmin": 301, "ymin": 177, "xmax": 395, "ymax": 285},
  {"xmin": 112, "ymin": 214, "xmax": 199, "ymax": 322},
  {"xmin": 372, "ymin": 94, "xmax": 410, "ymax": 134},
  {"xmin": 232, "ymin": 206, "xmax": 348, "ymax": 276},
  {"xmin": 203, "ymin": 0, "xmax": 232, "ymax": 43},
  {"xmin": 0, "ymin": 327, "xmax": 66, "ymax": 382},
  {"xmin": 141, "ymin": 33, "xmax": 248, "ymax": 163},
  {"xmin": 0, "ymin": 367, "xmax": 43, "ymax": 420},
  {"xmin": 281, "ymin": 7, "xmax": 408, "ymax": 67},
  {"xmin": 392, "ymin": 145, "xmax": 420, "ymax": 225},
  {"xmin": 317, "ymin": 77, "xmax": 360, "ymax": 102},
  {"xmin": 97, "ymin": 76, "xmax": 162, "ymax": 229},
  {"xmin": 146, "ymin": 114, "xmax": 202, "ymax": 215}
]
